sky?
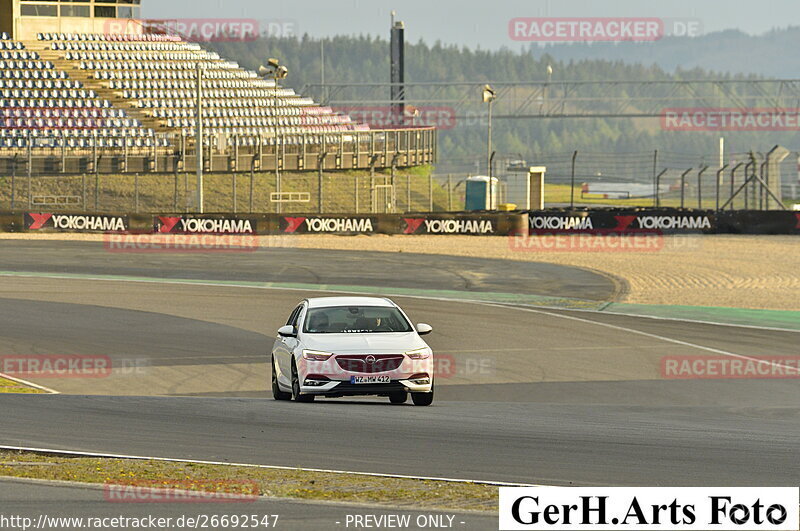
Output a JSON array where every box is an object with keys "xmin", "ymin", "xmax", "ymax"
[{"xmin": 143, "ymin": 0, "xmax": 800, "ymax": 50}]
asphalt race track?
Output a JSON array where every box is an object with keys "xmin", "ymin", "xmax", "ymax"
[{"xmin": 0, "ymin": 240, "xmax": 798, "ymax": 522}]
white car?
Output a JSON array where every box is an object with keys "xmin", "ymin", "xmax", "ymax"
[{"xmin": 271, "ymin": 297, "xmax": 435, "ymax": 406}]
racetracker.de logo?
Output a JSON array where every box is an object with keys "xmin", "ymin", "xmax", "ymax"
[
  {"xmin": 509, "ymin": 18, "xmax": 662, "ymax": 42},
  {"xmin": 103, "ymin": 233, "xmax": 260, "ymax": 253},
  {"xmin": 510, "ymin": 232, "xmax": 666, "ymax": 253},
  {"xmin": 662, "ymin": 108, "xmax": 800, "ymax": 131},
  {"xmin": 0, "ymin": 355, "xmax": 112, "ymax": 378},
  {"xmin": 104, "ymin": 479, "xmax": 259, "ymax": 503},
  {"xmin": 332, "ymin": 106, "xmax": 456, "ymax": 130},
  {"xmin": 104, "ymin": 18, "xmax": 297, "ymax": 41},
  {"xmin": 662, "ymin": 356, "xmax": 800, "ymax": 379}
]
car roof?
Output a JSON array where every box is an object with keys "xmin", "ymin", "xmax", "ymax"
[{"xmin": 305, "ymin": 296, "xmax": 396, "ymax": 309}]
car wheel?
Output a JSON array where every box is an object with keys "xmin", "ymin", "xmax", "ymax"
[
  {"xmin": 389, "ymin": 391, "xmax": 407, "ymax": 404},
  {"xmin": 411, "ymin": 385, "xmax": 433, "ymax": 406},
  {"xmin": 272, "ymin": 357, "xmax": 291, "ymax": 401},
  {"xmin": 291, "ymin": 358, "xmax": 314, "ymax": 403}
]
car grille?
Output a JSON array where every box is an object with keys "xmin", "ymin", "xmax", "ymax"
[{"xmin": 335, "ymin": 354, "xmax": 404, "ymax": 373}]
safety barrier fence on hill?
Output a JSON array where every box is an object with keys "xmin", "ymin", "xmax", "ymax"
[{"xmin": 0, "ymin": 209, "xmax": 797, "ymax": 236}]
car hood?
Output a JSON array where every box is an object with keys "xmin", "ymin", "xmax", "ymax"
[{"xmin": 300, "ymin": 332, "xmax": 428, "ymax": 353}]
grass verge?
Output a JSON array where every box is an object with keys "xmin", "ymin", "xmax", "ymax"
[
  {"xmin": 0, "ymin": 450, "xmax": 498, "ymax": 512},
  {"xmin": 0, "ymin": 376, "xmax": 46, "ymax": 394}
]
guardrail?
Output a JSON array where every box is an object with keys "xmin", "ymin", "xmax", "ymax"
[{"xmin": 0, "ymin": 129, "xmax": 437, "ymax": 175}]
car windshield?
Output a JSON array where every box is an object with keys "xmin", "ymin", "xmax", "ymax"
[{"xmin": 303, "ymin": 306, "xmax": 413, "ymax": 334}]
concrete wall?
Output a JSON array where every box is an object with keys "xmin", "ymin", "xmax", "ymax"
[{"xmin": 0, "ymin": 0, "xmax": 14, "ymax": 37}]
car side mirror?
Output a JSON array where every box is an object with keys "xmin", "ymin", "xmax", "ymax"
[
  {"xmin": 278, "ymin": 325, "xmax": 296, "ymax": 338},
  {"xmin": 417, "ymin": 323, "xmax": 433, "ymax": 336}
]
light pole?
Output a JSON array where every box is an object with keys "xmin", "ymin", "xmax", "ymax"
[
  {"xmin": 259, "ymin": 59, "xmax": 289, "ymax": 212},
  {"xmin": 195, "ymin": 62, "xmax": 204, "ymax": 213},
  {"xmin": 482, "ymin": 84, "xmax": 496, "ymax": 209}
]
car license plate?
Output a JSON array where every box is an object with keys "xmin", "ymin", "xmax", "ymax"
[{"xmin": 351, "ymin": 375, "xmax": 390, "ymax": 384}]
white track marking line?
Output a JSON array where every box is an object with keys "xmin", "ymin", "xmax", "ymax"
[
  {"xmin": 0, "ymin": 372, "xmax": 59, "ymax": 394},
  {"xmin": 0, "ymin": 270, "xmax": 797, "ymax": 333},
  {"xmin": 0, "ymin": 445, "xmax": 539, "ymax": 487},
  {"xmin": 0, "ymin": 271, "xmax": 797, "ymax": 392},
  {"xmin": 478, "ymin": 302, "xmax": 800, "ymax": 375}
]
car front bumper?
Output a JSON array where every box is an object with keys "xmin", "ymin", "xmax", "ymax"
[{"xmin": 300, "ymin": 378, "xmax": 432, "ymax": 397}]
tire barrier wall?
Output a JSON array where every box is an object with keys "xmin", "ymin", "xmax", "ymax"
[
  {"xmin": 2, "ymin": 209, "xmax": 797, "ymax": 235},
  {"xmin": 3, "ymin": 212, "xmax": 528, "ymax": 236}
]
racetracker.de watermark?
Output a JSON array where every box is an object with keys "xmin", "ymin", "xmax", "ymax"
[
  {"xmin": 104, "ymin": 479, "xmax": 260, "ymax": 503},
  {"xmin": 435, "ymin": 354, "xmax": 495, "ymax": 379},
  {"xmin": 662, "ymin": 108, "xmax": 800, "ymax": 131},
  {"xmin": 103, "ymin": 18, "xmax": 298, "ymax": 42},
  {"xmin": 662, "ymin": 356, "xmax": 800, "ymax": 379},
  {"xmin": 103, "ymin": 233, "xmax": 264, "ymax": 253},
  {"xmin": 508, "ymin": 17, "xmax": 702, "ymax": 42},
  {"xmin": 0, "ymin": 355, "xmax": 112, "ymax": 378},
  {"xmin": 331, "ymin": 106, "xmax": 456, "ymax": 130},
  {"xmin": 508, "ymin": 232, "xmax": 703, "ymax": 253}
]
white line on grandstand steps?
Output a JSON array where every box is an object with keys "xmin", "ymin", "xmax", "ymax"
[
  {"xmin": 0, "ymin": 445, "xmax": 539, "ymax": 487},
  {"xmin": 0, "ymin": 372, "xmax": 59, "ymax": 394},
  {"xmin": 478, "ymin": 302, "xmax": 800, "ymax": 375}
]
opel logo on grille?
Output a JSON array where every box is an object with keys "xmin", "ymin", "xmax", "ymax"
[{"xmin": 365, "ymin": 355, "xmax": 376, "ymax": 364}]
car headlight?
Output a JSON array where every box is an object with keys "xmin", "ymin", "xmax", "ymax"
[
  {"xmin": 302, "ymin": 350, "xmax": 332, "ymax": 361},
  {"xmin": 405, "ymin": 347, "xmax": 431, "ymax": 360}
]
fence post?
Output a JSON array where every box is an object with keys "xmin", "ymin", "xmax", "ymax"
[
  {"xmin": 655, "ymin": 169, "xmax": 667, "ymax": 207},
  {"xmin": 10, "ymin": 158, "xmax": 15, "ymax": 210},
  {"xmin": 696, "ymin": 166, "xmax": 708, "ymax": 209},
  {"xmin": 318, "ymin": 165, "xmax": 324, "ymax": 214},
  {"xmin": 715, "ymin": 164, "xmax": 728, "ymax": 211},
  {"xmin": 428, "ymin": 173, "xmax": 433, "ymax": 212},
  {"xmin": 249, "ymin": 168, "xmax": 254, "ymax": 213},
  {"xmin": 652, "ymin": 149, "xmax": 658, "ymax": 207},
  {"xmin": 406, "ymin": 175, "xmax": 411, "ymax": 213},
  {"xmin": 232, "ymin": 173, "xmax": 237, "ymax": 213},
  {"xmin": 27, "ymin": 133, "xmax": 32, "ymax": 209},
  {"xmin": 680, "ymin": 168, "xmax": 692, "ymax": 208},
  {"xmin": 173, "ymin": 170, "xmax": 179, "ymax": 211},
  {"xmin": 134, "ymin": 173, "xmax": 139, "ymax": 214},
  {"xmin": 369, "ymin": 164, "xmax": 375, "ymax": 213},
  {"xmin": 354, "ymin": 174, "xmax": 359, "ymax": 214},
  {"xmin": 570, "ymin": 150, "xmax": 578, "ymax": 209},
  {"xmin": 447, "ymin": 174, "xmax": 452, "ymax": 211},
  {"xmin": 82, "ymin": 173, "xmax": 87, "ymax": 211},
  {"xmin": 94, "ymin": 173, "xmax": 99, "ymax": 211},
  {"xmin": 276, "ymin": 171, "xmax": 282, "ymax": 214}
]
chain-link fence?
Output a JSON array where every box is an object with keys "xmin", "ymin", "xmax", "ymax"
[
  {"xmin": 488, "ymin": 149, "xmax": 800, "ymax": 209},
  {"xmin": 0, "ymin": 170, "xmax": 465, "ymax": 214}
]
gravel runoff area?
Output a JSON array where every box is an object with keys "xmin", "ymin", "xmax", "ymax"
[
  {"xmin": 0, "ymin": 233, "xmax": 797, "ymax": 311},
  {"xmin": 288, "ymin": 234, "xmax": 799, "ymax": 311}
]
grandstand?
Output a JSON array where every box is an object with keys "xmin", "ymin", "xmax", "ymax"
[{"xmin": 0, "ymin": 1, "xmax": 435, "ymax": 173}]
